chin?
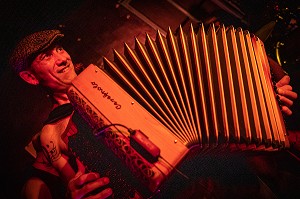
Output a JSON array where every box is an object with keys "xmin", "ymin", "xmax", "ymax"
[{"xmin": 66, "ymin": 71, "xmax": 77, "ymax": 80}]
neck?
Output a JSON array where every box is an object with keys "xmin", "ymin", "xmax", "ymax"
[{"xmin": 52, "ymin": 92, "xmax": 70, "ymax": 108}]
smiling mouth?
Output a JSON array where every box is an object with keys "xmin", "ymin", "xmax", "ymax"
[{"xmin": 58, "ymin": 66, "xmax": 70, "ymax": 73}]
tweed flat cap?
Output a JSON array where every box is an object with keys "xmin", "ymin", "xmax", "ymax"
[{"xmin": 9, "ymin": 29, "xmax": 64, "ymax": 73}]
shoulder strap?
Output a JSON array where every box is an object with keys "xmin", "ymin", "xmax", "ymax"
[{"xmin": 44, "ymin": 103, "xmax": 73, "ymax": 125}]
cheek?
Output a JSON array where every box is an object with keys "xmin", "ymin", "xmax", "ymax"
[
  {"xmin": 31, "ymin": 65, "xmax": 55, "ymax": 86},
  {"xmin": 33, "ymin": 65, "xmax": 53, "ymax": 80},
  {"xmin": 38, "ymin": 74, "xmax": 57, "ymax": 88},
  {"xmin": 30, "ymin": 67, "xmax": 47, "ymax": 81}
]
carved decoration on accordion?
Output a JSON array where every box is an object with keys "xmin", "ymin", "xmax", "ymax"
[
  {"xmin": 68, "ymin": 89, "xmax": 105, "ymax": 130},
  {"xmin": 103, "ymin": 129, "xmax": 156, "ymax": 184},
  {"xmin": 68, "ymin": 89, "xmax": 157, "ymax": 185}
]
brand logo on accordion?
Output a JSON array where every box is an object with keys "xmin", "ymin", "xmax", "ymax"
[{"xmin": 91, "ymin": 82, "xmax": 121, "ymax": 109}]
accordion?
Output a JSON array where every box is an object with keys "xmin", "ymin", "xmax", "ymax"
[{"xmin": 67, "ymin": 24, "xmax": 288, "ymax": 198}]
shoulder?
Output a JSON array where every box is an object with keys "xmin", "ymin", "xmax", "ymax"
[
  {"xmin": 40, "ymin": 115, "xmax": 71, "ymax": 136},
  {"xmin": 21, "ymin": 177, "xmax": 52, "ymax": 199},
  {"xmin": 39, "ymin": 123, "xmax": 58, "ymax": 139},
  {"xmin": 39, "ymin": 116, "xmax": 70, "ymax": 145}
]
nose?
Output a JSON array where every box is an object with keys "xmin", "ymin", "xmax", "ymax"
[{"xmin": 54, "ymin": 52, "xmax": 68, "ymax": 66}]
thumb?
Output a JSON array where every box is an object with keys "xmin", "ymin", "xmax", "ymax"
[
  {"xmin": 74, "ymin": 170, "xmax": 84, "ymax": 179},
  {"xmin": 76, "ymin": 158, "xmax": 86, "ymax": 174}
]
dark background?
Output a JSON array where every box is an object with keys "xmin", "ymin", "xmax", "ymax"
[{"xmin": 0, "ymin": 0, "xmax": 299, "ymax": 198}]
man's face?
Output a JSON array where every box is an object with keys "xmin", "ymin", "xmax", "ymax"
[{"xmin": 30, "ymin": 45, "xmax": 77, "ymax": 92}]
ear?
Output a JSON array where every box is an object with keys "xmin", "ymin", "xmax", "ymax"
[{"xmin": 19, "ymin": 70, "xmax": 39, "ymax": 85}]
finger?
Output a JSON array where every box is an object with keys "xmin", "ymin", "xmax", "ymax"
[
  {"xmin": 84, "ymin": 177, "xmax": 110, "ymax": 191},
  {"xmin": 67, "ymin": 171, "xmax": 85, "ymax": 199},
  {"xmin": 76, "ymin": 158, "xmax": 86, "ymax": 174},
  {"xmin": 73, "ymin": 172, "xmax": 100, "ymax": 189},
  {"xmin": 74, "ymin": 170, "xmax": 84, "ymax": 179},
  {"xmin": 277, "ymin": 89, "xmax": 298, "ymax": 100},
  {"xmin": 77, "ymin": 172, "xmax": 101, "ymax": 186},
  {"xmin": 81, "ymin": 177, "xmax": 111, "ymax": 198},
  {"xmin": 278, "ymin": 95, "xmax": 294, "ymax": 107},
  {"xmin": 68, "ymin": 171, "xmax": 84, "ymax": 189},
  {"xmin": 281, "ymin": 106, "xmax": 292, "ymax": 116},
  {"xmin": 277, "ymin": 84, "xmax": 293, "ymax": 91},
  {"xmin": 276, "ymin": 75, "xmax": 290, "ymax": 87}
]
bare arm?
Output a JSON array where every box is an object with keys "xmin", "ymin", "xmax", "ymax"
[{"xmin": 40, "ymin": 123, "xmax": 77, "ymax": 183}]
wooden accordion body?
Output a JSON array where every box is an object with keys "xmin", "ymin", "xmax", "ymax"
[{"xmin": 67, "ymin": 24, "xmax": 288, "ymax": 198}]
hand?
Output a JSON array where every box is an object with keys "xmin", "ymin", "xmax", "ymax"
[
  {"xmin": 67, "ymin": 171, "xmax": 113, "ymax": 199},
  {"xmin": 276, "ymin": 75, "xmax": 298, "ymax": 116}
]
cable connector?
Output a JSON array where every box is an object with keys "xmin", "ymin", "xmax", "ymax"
[{"xmin": 130, "ymin": 129, "xmax": 161, "ymax": 159}]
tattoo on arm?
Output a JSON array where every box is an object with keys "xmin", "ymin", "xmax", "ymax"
[{"xmin": 42, "ymin": 140, "xmax": 61, "ymax": 163}]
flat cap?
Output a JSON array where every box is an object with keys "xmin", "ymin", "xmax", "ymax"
[{"xmin": 9, "ymin": 29, "xmax": 64, "ymax": 73}]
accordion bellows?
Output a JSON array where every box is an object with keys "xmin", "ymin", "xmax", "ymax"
[
  {"xmin": 67, "ymin": 24, "xmax": 288, "ymax": 198},
  {"xmin": 103, "ymin": 23, "xmax": 288, "ymax": 148}
]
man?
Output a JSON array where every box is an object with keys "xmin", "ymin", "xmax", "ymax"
[
  {"xmin": 9, "ymin": 29, "xmax": 297, "ymax": 199},
  {"xmin": 10, "ymin": 30, "xmax": 112, "ymax": 199}
]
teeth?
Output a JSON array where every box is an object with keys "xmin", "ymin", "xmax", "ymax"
[{"xmin": 60, "ymin": 66, "xmax": 69, "ymax": 73}]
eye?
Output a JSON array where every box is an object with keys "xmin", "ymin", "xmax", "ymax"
[
  {"xmin": 40, "ymin": 52, "xmax": 52, "ymax": 60},
  {"xmin": 56, "ymin": 46, "xmax": 64, "ymax": 53}
]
